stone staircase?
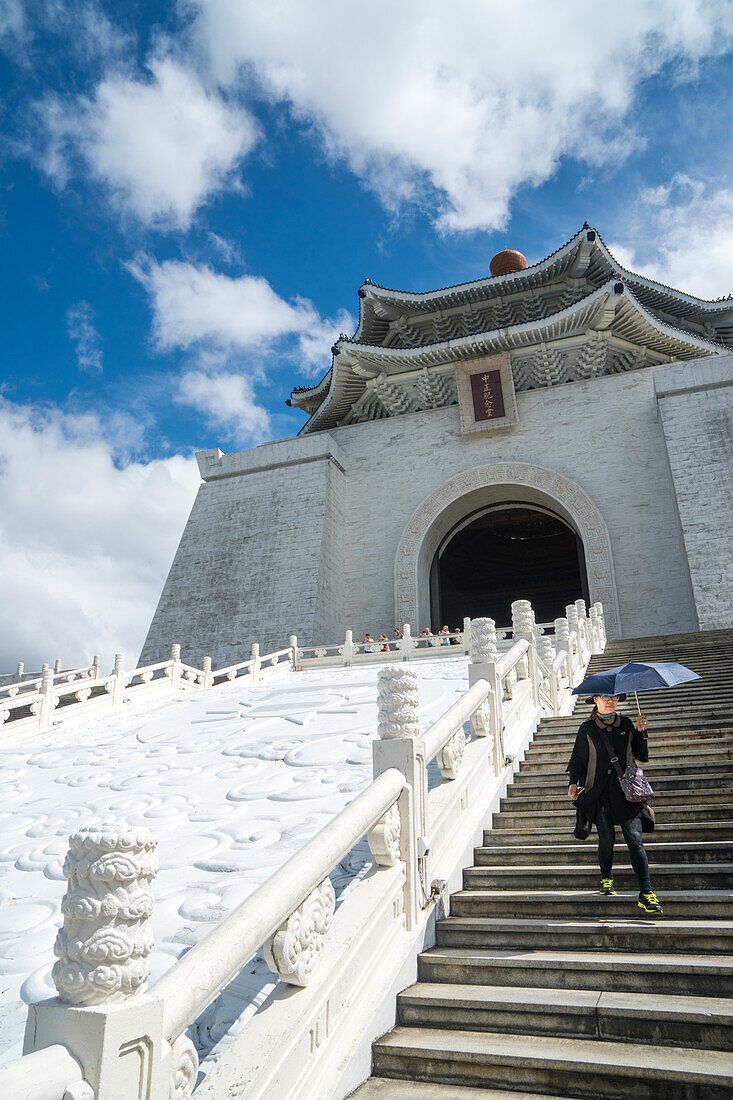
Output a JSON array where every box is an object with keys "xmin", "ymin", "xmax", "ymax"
[{"xmin": 351, "ymin": 629, "xmax": 733, "ymax": 1099}]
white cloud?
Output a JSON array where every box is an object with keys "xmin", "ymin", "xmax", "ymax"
[
  {"xmin": 176, "ymin": 367, "xmax": 270, "ymax": 440},
  {"xmin": 37, "ymin": 56, "xmax": 258, "ymax": 228},
  {"xmin": 192, "ymin": 0, "xmax": 733, "ymax": 232},
  {"xmin": 0, "ymin": 0, "xmax": 25, "ymax": 47},
  {"xmin": 42, "ymin": 0, "xmax": 132, "ymax": 63},
  {"xmin": 128, "ymin": 256, "xmax": 353, "ymax": 373},
  {"xmin": 608, "ymin": 177, "xmax": 733, "ymax": 299},
  {"xmin": 0, "ymin": 398, "xmax": 199, "ymax": 671},
  {"xmin": 66, "ymin": 300, "xmax": 103, "ymax": 373}
]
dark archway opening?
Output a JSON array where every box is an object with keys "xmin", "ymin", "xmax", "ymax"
[{"xmin": 430, "ymin": 504, "xmax": 590, "ymax": 630}]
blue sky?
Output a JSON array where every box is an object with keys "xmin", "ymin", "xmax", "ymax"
[{"xmin": 1, "ymin": 0, "xmax": 732, "ymax": 668}]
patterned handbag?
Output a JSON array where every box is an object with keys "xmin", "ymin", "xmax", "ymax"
[{"xmin": 597, "ymin": 727, "xmax": 654, "ymax": 802}]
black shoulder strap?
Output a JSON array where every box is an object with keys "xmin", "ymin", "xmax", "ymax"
[{"xmin": 596, "ymin": 725, "xmax": 625, "ymax": 781}]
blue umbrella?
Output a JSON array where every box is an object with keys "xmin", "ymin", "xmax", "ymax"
[{"xmin": 573, "ymin": 661, "xmax": 701, "ymax": 712}]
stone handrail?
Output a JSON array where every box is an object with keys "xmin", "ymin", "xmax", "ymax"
[
  {"xmin": 496, "ymin": 637, "xmax": 530, "ymax": 679},
  {"xmin": 0, "ymin": 1043, "xmax": 90, "ymax": 1100},
  {"xmin": 0, "ymin": 660, "xmax": 101, "ymax": 699},
  {"xmin": 421, "ymin": 678, "xmax": 491, "ymax": 765},
  {"xmin": 154, "ymin": 767, "xmax": 407, "ymax": 1045}
]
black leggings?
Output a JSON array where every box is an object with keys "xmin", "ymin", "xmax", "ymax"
[{"xmin": 596, "ymin": 796, "xmax": 651, "ymax": 892}]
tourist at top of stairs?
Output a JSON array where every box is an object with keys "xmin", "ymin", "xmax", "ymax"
[{"xmin": 567, "ymin": 693, "xmax": 663, "ymax": 914}]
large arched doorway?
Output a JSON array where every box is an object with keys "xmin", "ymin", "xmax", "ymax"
[
  {"xmin": 429, "ymin": 503, "xmax": 590, "ymax": 629},
  {"xmin": 394, "ymin": 462, "xmax": 621, "ymax": 638}
]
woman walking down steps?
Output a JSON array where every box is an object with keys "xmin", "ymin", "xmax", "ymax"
[{"xmin": 567, "ymin": 692, "xmax": 663, "ymax": 913}]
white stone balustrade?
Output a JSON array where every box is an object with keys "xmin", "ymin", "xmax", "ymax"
[
  {"xmin": 1, "ymin": 641, "xmax": 299, "ymax": 740},
  {"xmin": 4, "ymin": 601, "xmax": 603, "ymax": 1099}
]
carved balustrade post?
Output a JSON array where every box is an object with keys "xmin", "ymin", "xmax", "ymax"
[
  {"xmin": 289, "ymin": 635, "xmax": 299, "ymax": 671},
  {"xmin": 36, "ymin": 666, "xmax": 58, "ymax": 732},
  {"xmin": 566, "ymin": 604, "xmax": 581, "ymax": 677},
  {"xmin": 24, "ymin": 823, "xmax": 196, "ymax": 1100},
  {"xmin": 54, "ymin": 658, "xmax": 62, "ymax": 674},
  {"xmin": 169, "ymin": 644, "xmax": 182, "ymax": 691},
  {"xmin": 91, "ymin": 655, "xmax": 101, "ymax": 680},
  {"xmin": 109, "ymin": 653, "xmax": 125, "ymax": 708},
  {"xmin": 250, "ymin": 642, "xmax": 261, "ymax": 683},
  {"xmin": 511, "ymin": 599, "xmax": 540, "ymax": 705},
  {"xmin": 536, "ymin": 631, "xmax": 558, "ymax": 714},
  {"xmin": 371, "ymin": 667, "xmax": 423, "ymax": 929},
  {"xmin": 593, "ymin": 601, "xmax": 607, "ymax": 648},
  {"xmin": 16, "ymin": 661, "xmax": 24, "ymax": 679},
  {"xmin": 201, "ymin": 656, "xmax": 214, "ymax": 689},
  {"xmin": 574, "ymin": 599, "xmax": 590, "ymax": 661},
  {"xmin": 343, "ymin": 629, "xmax": 354, "ymax": 666},
  {"xmin": 400, "ymin": 623, "xmax": 413, "ymax": 661},
  {"xmin": 462, "ymin": 616, "xmax": 471, "ymax": 653},
  {"xmin": 588, "ymin": 606, "xmax": 600, "ymax": 654},
  {"xmin": 554, "ymin": 617, "xmax": 571, "ymax": 684},
  {"xmin": 468, "ymin": 617, "xmax": 502, "ymax": 772}
]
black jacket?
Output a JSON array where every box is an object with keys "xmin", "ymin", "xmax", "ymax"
[{"xmin": 566, "ymin": 714, "xmax": 655, "ymax": 837}]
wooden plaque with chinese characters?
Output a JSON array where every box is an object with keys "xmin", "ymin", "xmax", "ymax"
[{"xmin": 454, "ymin": 352, "xmax": 518, "ymax": 434}]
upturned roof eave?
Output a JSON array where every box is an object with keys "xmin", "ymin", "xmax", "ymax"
[
  {"xmin": 357, "ymin": 225, "xmax": 732, "ymax": 315},
  {"xmin": 296, "ymin": 279, "xmax": 723, "ymax": 434}
]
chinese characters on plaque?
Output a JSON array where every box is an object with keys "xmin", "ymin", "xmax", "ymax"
[
  {"xmin": 470, "ymin": 369, "xmax": 506, "ymax": 422},
  {"xmin": 454, "ymin": 353, "xmax": 518, "ymax": 434}
]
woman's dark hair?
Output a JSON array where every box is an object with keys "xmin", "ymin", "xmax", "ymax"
[{"xmin": 589, "ymin": 703, "xmax": 599, "ymax": 719}]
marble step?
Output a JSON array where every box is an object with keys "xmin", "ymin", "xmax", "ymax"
[
  {"xmin": 510, "ymin": 768, "xmax": 733, "ymax": 791},
  {"xmin": 416, "ymin": 945, "xmax": 733, "ymax": 997},
  {"xmin": 519, "ymin": 746, "xmax": 733, "ymax": 771},
  {"xmin": 499, "ymin": 790, "xmax": 733, "ymax": 813},
  {"xmin": 474, "ymin": 841, "xmax": 733, "ymax": 866},
  {"xmin": 531, "ymin": 725, "xmax": 733, "ymax": 743},
  {"xmin": 523, "ymin": 739, "xmax": 733, "ymax": 761},
  {"xmin": 462, "ymin": 863, "xmax": 733, "ymax": 891},
  {"xmin": 350, "ymin": 1079, "xmax": 558, "ymax": 1099},
  {"xmin": 435, "ymin": 916, "xmax": 733, "ymax": 956},
  {"xmin": 396, "ymin": 982, "xmax": 733, "ymax": 1050},
  {"xmin": 371, "ymin": 1027, "xmax": 733, "ymax": 1098},
  {"xmin": 491, "ymin": 803, "xmax": 733, "ymax": 827},
  {"xmin": 449, "ymin": 889, "xmax": 733, "ymax": 921},
  {"xmin": 482, "ymin": 821, "xmax": 733, "ymax": 846}
]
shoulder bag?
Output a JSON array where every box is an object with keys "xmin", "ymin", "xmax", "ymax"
[{"xmin": 596, "ymin": 726, "xmax": 654, "ymax": 802}]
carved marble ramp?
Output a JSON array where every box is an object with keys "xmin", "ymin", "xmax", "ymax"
[
  {"xmin": 351, "ymin": 629, "xmax": 733, "ymax": 1099},
  {"xmin": 0, "ymin": 655, "xmax": 470, "ymax": 1070}
]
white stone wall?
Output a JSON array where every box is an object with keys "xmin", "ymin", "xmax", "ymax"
[
  {"xmin": 655, "ymin": 355, "xmax": 733, "ymax": 630},
  {"xmin": 142, "ymin": 361, "xmax": 725, "ymax": 663},
  {"xmin": 332, "ymin": 367, "xmax": 698, "ymax": 641},
  {"xmin": 140, "ymin": 440, "xmax": 348, "ymax": 663}
]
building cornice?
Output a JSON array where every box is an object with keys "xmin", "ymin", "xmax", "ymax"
[{"xmin": 296, "ymin": 279, "xmax": 723, "ymax": 434}]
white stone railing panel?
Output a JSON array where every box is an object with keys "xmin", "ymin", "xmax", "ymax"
[
  {"xmin": 153, "ymin": 767, "xmax": 406, "ymax": 1045},
  {"xmin": 420, "ymin": 679, "xmax": 491, "ymax": 767}
]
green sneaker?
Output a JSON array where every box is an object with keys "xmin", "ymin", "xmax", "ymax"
[
  {"xmin": 638, "ymin": 891, "xmax": 663, "ymax": 914},
  {"xmin": 599, "ymin": 878, "xmax": 615, "ymax": 895}
]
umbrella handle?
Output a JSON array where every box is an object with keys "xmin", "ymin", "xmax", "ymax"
[{"xmin": 634, "ymin": 690, "xmax": 641, "ymax": 715}]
